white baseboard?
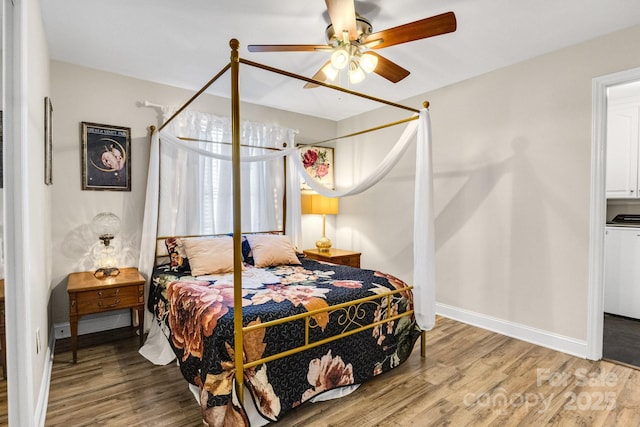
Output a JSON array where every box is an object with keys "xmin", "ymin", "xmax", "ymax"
[
  {"xmin": 436, "ymin": 303, "xmax": 588, "ymax": 359},
  {"xmin": 54, "ymin": 310, "xmax": 132, "ymax": 339},
  {"xmin": 34, "ymin": 327, "xmax": 56, "ymax": 427}
]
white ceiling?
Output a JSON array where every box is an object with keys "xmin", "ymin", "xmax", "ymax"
[{"xmin": 42, "ymin": 0, "xmax": 640, "ymax": 121}]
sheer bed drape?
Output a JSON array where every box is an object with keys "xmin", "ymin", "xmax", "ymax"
[{"xmin": 290, "ymin": 110, "xmax": 435, "ymax": 330}]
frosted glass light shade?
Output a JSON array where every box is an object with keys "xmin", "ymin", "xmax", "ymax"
[
  {"xmin": 348, "ymin": 62, "xmax": 365, "ymax": 84},
  {"xmin": 359, "ymin": 52, "xmax": 378, "ymax": 73},
  {"xmin": 331, "ymin": 49, "xmax": 349, "ymax": 70},
  {"xmin": 322, "ymin": 63, "xmax": 339, "ymax": 81},
  {"xmin": 91, "ymin": 212, "xmax": 121, "ymax": 244}
]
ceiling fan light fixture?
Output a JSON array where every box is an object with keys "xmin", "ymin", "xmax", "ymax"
[
  {"xmin": 249, "ymin": 9, "xmax": 457, "ymax": 88},
  {"xmin": 322, "ymin": 62, "xmax": 339, "ymax": 81},
  {"xmin": 331, "ymin": 48, "xmax": 349, "ymax": 70},
  {"xmin": 348, "ymin": 60, "xmax": 365, "ymax": 84},
  {"xmin": 359, "ymin": 52, "xmax": 378, "ymax": 73}
]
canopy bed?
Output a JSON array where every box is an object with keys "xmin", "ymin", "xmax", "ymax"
[{"xmin": 138, "ymin": 39, "xmax": 435, "ymax": 426}]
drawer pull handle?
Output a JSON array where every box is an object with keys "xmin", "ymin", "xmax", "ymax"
[
  {"xmin": 98, "ymin": 299, "xmax": 120, "ymax": 308},
  {"xmin": 98, "ymin": 289, "xmax": 120, "ymax": 298}
]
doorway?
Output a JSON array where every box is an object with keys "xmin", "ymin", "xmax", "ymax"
[{"xmin": 588, "ymin": 66, "xmax": 640, "ymax": 361}]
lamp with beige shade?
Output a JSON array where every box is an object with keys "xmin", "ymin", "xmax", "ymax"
[{"xmin": 301, "ymin": 193, "xmax": 339, "ymax": 252}]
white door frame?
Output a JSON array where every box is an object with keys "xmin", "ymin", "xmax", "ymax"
[{"xmin": 587, "ymin": 66, "xmax": 640, "ymax": 360}]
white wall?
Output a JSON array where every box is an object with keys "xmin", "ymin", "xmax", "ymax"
[
  {"xmin": 336, "ymin": 24, "xmax": 640, "ymax": 346},
  {"xmin": 26, "ymin": 2, "xmax": 52, "ymax": 417},
  {"xmin": 4, "ymin": 0, "xmax": 52, "ymax": 425},
  {"xmin": 49, "ymin": 61, "xmax": 337, "ymax": 325}
]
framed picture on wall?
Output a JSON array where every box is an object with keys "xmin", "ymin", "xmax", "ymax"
[
  {"xmin": 81, "ymin": 122, "xmax": 131, "ymax": 191},
  {"xmin": 300, "ymin": 146, "xmax": 334, "ymax": 190},
  {"xmin": 44, "ymin": 97, "xmax": 53, "ymax": 185}
]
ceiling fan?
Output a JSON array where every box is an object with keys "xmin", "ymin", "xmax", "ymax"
[{"xmin": 247, "ymin": 0, "xmax": 457, "ymax": 88}]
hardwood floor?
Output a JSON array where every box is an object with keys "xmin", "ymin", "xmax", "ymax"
[
  {"xmin": 282, "ymin": 319, "xmax": 640, "ymax": 427},
  {"xmin": 46, "ymin": 327, "xmax": 202, "ymax": 427},
  {"xmin": 41, "ymin": 317, "xmax": 640, "ymax": 426}
]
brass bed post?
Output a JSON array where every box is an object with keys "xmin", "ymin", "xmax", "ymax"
[
  {"xmin": 230, "ymin": 39, "xmax": 245, "ymax": 403},
  {"xmin": 421, "ymin": 99, "xmax": 430, "ymax": 359},
  {"xmin": 149, "ymin": 125, "xmax": 159, "ymax": 266},
  {"xmin": 282, "ymin": 159, "xmax": 287, "ymax": 235}
]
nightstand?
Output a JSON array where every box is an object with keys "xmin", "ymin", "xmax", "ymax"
[
  {"xmin": 67, "ymin": 267, "xmax": 145, "ymax": 363},
  {"xmin": 303, "ymin": 248, "xmax": 361, "ymax": 268}
]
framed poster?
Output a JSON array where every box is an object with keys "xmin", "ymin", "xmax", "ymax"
[
  {"xmin": 44, "ymin": 97, "xmax": 53, "ymax": 185},
  {"xmin": 81, "ymin": 122, "xmax": 131, "ymax": 191},
  {"xmin": 300, "ymin": 146, "xmax": 334, "ymax": 190}
]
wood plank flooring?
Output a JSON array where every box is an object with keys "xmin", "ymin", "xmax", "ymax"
[{"xmin": 37, "ymin": 317, "xmax": 640, "ymax": 426}]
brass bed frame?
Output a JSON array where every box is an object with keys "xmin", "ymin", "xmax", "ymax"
[{"xmin": 151, "ymin": 39, "xmax": 428, "ymax": 404}]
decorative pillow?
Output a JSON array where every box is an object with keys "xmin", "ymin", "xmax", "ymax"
[
  {"xmin": 227, "ymin": 234, "xmax": 255, "ymax": 264},
  {"xmin": 242, "ymin": 236, "xmax": 254, "ymax": 264},
  {"xmin": 181, "ymin": 236, "xmax": 235, "ymax": 276},
  {"xmin": 245, "ymin": 234, "xmax": 301, "ymax": 268},
  {"xmin": 165, "ymin": 237, "xmax": 191, "ymax": 273}
]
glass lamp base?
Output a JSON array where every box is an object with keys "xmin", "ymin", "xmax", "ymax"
[{"xmin": 94, "ymin": 267, "xmax": 121, "ymax": 279}]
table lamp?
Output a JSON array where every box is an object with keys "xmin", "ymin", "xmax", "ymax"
[
  {"xmin": 91, "ymin": 212, "xmax": 121, "ymax": 278},
  {"xmin": 301, "ymin": 193, "xmax": 339, "ymax": 252}
]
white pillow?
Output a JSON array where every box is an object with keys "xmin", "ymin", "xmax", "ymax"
[
  {"xmin": 180, "ymin": 236, "xmax": 235, "ymax": 276},
  {"xmin": 245, "ymin": 234, "xmax": 301, "ymax": 268}
]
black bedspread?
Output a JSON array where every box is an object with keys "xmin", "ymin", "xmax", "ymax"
[{"xmin": 148, "ymin": 256, "xmax": 421, "ymax": 426}]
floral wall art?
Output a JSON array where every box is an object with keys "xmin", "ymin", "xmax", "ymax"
[{"xmin": 300, "ymin": 146, "xmax": 334, "ymax": 190}]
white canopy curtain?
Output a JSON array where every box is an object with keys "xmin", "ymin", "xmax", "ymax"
[
  {"xmin": 293, "ymin": 109, "xmax": 436, "ymax": 331},
  {"xmin": 139, "ymin": 108, "xmax": 435, "ymax": 364}
]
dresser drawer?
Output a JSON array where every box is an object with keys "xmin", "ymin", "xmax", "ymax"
[
  {"xmin": 303, "ymin": 249, "xmax": 361, "ymax": 268},
  {"xmin": 337, "ymin": 255, "xmax": 360, "ymax": 268},
  {"xmin": 73, "ymin": 285, "xmax": 143, "ymax": 315}
]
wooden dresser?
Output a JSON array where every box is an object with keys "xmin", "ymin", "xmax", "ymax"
[
  {"xmin": 303, "ymin": 248, "xmax": 361, "ymax": 268},
  {"xmin": 67, "ymin": 267, "xmax": 145, "ymax": 363}
]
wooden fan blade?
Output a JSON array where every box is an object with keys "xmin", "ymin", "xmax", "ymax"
[
  {"xmin": 304, "ymin": 61, "xmax": 332, "ymax": 89},
  {"xmin": 368, "ymin": 52, "xmax": 410, "ymax": 83},
  {"xmin": 325, "ymin": 0, "xmax": 358, "ymax": 41},
  {"xmin": 247, "ymin": 44, "xmax": 332, "ymax": 52},
  {"xmin": 365, "ymin": 11, "xmax": 457, "ymax": 49}
]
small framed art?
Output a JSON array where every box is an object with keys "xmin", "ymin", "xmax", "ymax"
[
  {"xmin": 81, "ymin": 122, "xmax": 131, "ymax": 191},
  {"xmin": 44, "ymin": 97, "xmax": 53, "ymax": 185},
  {"xmin": 300, "ymin": 146, "xmax": 334, "ymax": 190}
]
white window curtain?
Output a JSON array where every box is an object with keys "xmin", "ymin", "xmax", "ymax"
[{"xmin": 157, "ymin": 110, "xmax": 294, "ymax": 237}]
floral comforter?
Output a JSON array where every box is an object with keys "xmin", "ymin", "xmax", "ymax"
[{"xmin": 148, "ymin": 256, "xmax": 421, "ymax": 426}]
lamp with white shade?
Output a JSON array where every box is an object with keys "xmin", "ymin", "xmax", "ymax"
[{"xmin": 91, "ymin": 212, "xmax": 121, "ymax": 278}]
